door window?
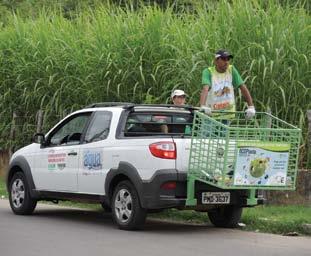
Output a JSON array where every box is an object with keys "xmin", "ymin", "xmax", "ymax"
[
  {"xmin": 84, "ymin": 111, "xmax": 112, "ymax": 143},
  {"xmin": 49, "ymin": 113, "xmax": 91, "ymax": 146}
]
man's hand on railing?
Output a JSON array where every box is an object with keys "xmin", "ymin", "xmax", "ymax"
[{"xmin": 200, "ymin": 105, "xmax": 212, "ymax": 115}]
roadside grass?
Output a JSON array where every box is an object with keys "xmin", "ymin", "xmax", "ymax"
[
  {"xmin": 241, "ymin": 205, "xmax": 311, "ymax": 235},
  {"xmin": 150, "ymin": 206, "xmax": 311, "ymax": 236},
  {"xmin": 0, "ymin": 177, "xmax": 310, "ymax": 235},
  {"xmin": 49, "ymin": 200, "xmax": 102, "ymax": 210},
  {"xmin": 0, "ymin": 176, "xmax": 7, "ymax": 198}
]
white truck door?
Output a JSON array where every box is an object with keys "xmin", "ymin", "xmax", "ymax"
[
  {"xmin": 77, "ymin": 111, "xmax": 114, "ymax": 194},
  {"xmin": 33, "ymin": 146, "xmax": 79, "ymax": 191},
  {"xmin": 32, "ymin": 113, "xmax": 91, "ymax": 192}
]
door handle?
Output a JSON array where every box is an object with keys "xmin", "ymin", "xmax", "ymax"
[{"xmin": 68, "ymin": 152, "xmax": 78, "ymax": 156}]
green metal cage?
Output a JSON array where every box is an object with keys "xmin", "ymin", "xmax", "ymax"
[{"xmin": 187, "ymin": 111, "xmax": 301, "ymax": 196}]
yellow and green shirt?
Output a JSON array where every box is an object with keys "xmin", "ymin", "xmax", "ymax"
[{"xmin": 202, "ymin": 65, "xmax": 244, "ymax": 118}]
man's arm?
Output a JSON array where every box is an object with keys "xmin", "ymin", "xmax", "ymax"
[
  {"xmin": 240, "ymin": 84, "xmax": 254, "ymax": 107},
  {"xmin": 200, "ymin": 85, "xmax": 209, "ymax": 106},
  {"xmin": 240, "ymin": 84, "xmax": 256, "ymax": 119}
]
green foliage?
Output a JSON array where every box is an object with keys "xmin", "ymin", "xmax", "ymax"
[
  {"xmin": 0, "ymin": 176, "xmax": 7, "ymax": 198},
  {"xmin": 150, "ymin": 205, "xmax": 311, "ymax": 235},
  {"xmin": 0, "ymin": 0, "xmax": 310, "ymax": 164},
  {"xmin": 149, "ymin": 205, "xmax": 311, "ymax": 235},
  {"xmin": 242, "ymin": 205, "xmax": 311, "ymax": 235}
]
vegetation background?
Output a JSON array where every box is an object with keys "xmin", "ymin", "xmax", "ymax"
[
  {"xmin": 0, "ymin": 0, "xmax": 310, "ymax": 166},
  {"xmin": 0, "ymin": 1, "xmax": 310, "ymax": 236}
]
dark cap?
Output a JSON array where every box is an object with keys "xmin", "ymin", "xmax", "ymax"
[{"xmin": 215, "ymin": 49, "xmax": 233, "ymax": 59}]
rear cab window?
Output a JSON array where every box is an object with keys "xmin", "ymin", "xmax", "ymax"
[{"xmin": 124, "ymin": 110, "xmax": 193, "ymax": 137}]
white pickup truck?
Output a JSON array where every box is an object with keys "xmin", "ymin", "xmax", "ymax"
[{"xmin": 6, "ymin": 103, "xmax": 255, "ymax": 230}]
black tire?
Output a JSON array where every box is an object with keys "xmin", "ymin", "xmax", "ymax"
[
  {"xmin": 100, "ymin": 202, "xmax": 112, "ymax": 212},
  {"xmin": 8, "ymin": 172, "xmax": 37, "ymax": 215},
  {"xmin": 111, "ymin": 180, "xmax": 146, "ymax": 230},
  {"xmin": 208, "ymin": 205, "xmax": 242, "ymax": 228}
]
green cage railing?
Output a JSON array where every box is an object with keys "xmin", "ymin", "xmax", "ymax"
[{"xmin": 186, "ymin": 111, "xmax": 301, "ymax": 205}]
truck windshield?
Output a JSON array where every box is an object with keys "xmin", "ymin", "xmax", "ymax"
[{"xmin": 124, "ymin": 112, "xmax": 193, "ymax": 137}]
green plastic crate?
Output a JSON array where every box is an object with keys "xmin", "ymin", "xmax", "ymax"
[{"xmin": 187, "ymin": 111, "xmax": 301, "ymax": 201}]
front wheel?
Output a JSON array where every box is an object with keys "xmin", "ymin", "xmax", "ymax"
[
  {"xmin": 111, "ymin": 180, "xmax": 146, "ymax": 230},
  {"xmin": 208, "ymin": 205, "xmax": 242, "ymax": 228},
  {"xmin": 100, "ymin": 202, "xmax": 112, "ymax": 212},
  {"xmin": 8, "ymin": 172, "xmax": 37, "ymax": 215}
]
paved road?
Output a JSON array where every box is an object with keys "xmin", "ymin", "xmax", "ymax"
[{"xmin": 0, "ymin": 199, "xmax": 310, "ymax": 256}]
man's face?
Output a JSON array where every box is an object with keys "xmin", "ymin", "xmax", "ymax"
[
  {"xmin": 172, "ymin": 95, "xmax": 186, "ymax": 105},
  {"xmin": 214, "ymin": 57, "xmax": 230, "ymax": 73}
]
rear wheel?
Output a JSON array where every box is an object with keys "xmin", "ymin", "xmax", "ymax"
[
  {"xmin": 9, "ymin": 172, "xmax": 37, "ymax": 215},
  {"xmin": 111, "ymin": 180, "xmax": 146, "ymax": 230},
  {"xmin": 208, "ymin": 205, "xmax": 242, "ymax": 228}
]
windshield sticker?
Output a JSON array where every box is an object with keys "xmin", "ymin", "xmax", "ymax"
[
  {"xmin": 48, "ymin": 152, "xmax": 66, "ymax": 171},
  {"xmin": 83, "ymin": 150, "xmax": 103, "ymax": 171}
]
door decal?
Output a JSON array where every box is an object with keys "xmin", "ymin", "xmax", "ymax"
[
  {"xmin": 83, "ymin": 150, "xmax": 103, "ymax": 171},
  {"xmin": 48, "ymin": 150, "xmax": 67, "ymax": 171}
]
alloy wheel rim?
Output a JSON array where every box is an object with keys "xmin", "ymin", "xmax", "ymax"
[
  {"xmin": 11, "ymin": 178, "xmax": 25, "ymax": 208},
  {"xmin": 114, "ymin": 188, "xmax": 133, "ymax": 223}
]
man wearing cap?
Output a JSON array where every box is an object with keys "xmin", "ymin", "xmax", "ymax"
[
  {"xmin": 200, "ymin": 49, "xmax": 255, "ymax": 119},
  {"xmin": 171, "ymin": 89, "xmax": 186, "ymax": 106}
]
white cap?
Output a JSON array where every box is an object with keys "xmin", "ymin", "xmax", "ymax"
[{"xmin": 171, "ymin": 89, "xmax": 186, "ymax": 98}]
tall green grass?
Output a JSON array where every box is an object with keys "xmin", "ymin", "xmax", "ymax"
[{"xmin": 0, "ymin": 0, "xmax": 310, "ymax": 163}]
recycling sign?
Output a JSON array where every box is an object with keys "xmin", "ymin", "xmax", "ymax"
[{"xmin": 233, "ymin": 141, "xmax": 290, "ymax": 186}]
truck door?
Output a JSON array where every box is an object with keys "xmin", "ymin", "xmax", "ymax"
[
  {"xmin": 77, "ymin": 111, "xmax": 113, "ymax": 194},
  {"xmin": 32, "ymin": 113, "xmax": 91, "ymax": 192}
]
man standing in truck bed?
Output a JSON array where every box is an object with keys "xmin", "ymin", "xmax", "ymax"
[{"xmin": 200, "ymin": 49, "xmax": 255, "ymax": 119}]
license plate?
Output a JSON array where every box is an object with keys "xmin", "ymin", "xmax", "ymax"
[{"xmin": 202, "ymin": 192, "xmax": 230, "ymax": 204}]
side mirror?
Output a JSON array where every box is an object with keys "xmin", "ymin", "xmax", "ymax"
[{"xmin": 33, "ymin": 133, "xmax": 46, "ymax": 145}]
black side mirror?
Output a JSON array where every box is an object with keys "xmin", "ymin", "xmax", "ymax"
[{"xmin": 33, "ymin": 133, "xmax": 46, "ymax": 145}]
